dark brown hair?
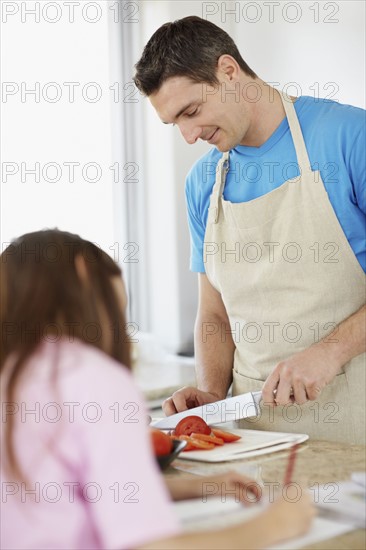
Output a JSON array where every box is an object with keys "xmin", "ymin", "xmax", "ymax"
[
  {"xmin": 134, "ymin": 15, "xmax": 256, "ymax": 96},
  {"xmin": 1, "ymin": 229, "xmax": 131, "ymax": 479}
]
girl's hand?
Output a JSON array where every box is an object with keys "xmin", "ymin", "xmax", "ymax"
[
  {"xmin": 166, "ymin": 471, "xmax": 261, "ymax": 504},
  {"xmin": 265, "ymin": 489, "xmax": 316, "ymax": 543},
  {"xmin": 199, "ymin": 471, "xmax": 262, "ymax": 505}
]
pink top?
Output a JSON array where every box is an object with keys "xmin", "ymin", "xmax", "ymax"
[{"xmin": 1, "ymin": 340, "xmax": 181, "ymax": 549}]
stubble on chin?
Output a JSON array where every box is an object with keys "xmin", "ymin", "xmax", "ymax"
[{"xmin": 215, "ymin": 137, "xmax": 236, "ymax": 153}]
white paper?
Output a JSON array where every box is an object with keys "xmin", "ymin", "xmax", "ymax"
[
  {"xmin": 173, "ymin": 496, "xmax": 355, "ymax": 549},
  {"xmin": 315, "ymin": 481, "xmax": 366, "ymax": 528},
  {"xmin": 351, "ymin": 472, "xmax": 366, "ymax": 489},
  {"xmin": 174, "ymin": 497, "xmax": 265, "ymax": 531}
]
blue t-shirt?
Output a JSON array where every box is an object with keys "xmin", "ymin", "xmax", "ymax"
[{"xmin": 185, "ymin": 96, "xmax": 366, "ymax": 273}]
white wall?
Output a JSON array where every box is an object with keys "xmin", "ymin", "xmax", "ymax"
[
  {"xmin": 139, "ymin": 1, "xmax": 214, "ymax": 353},
  {"xmin": 229, "ymin": 0, "xmax": 365, "ymax": 108},
  {"xmin": 1, "ymin": 2, "xmax": 118, "ymax": 254}
]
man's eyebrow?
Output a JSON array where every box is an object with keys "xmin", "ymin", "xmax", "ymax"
[{"xmin": 163, "ymin": 102, "xmax": 195, "ymax": 125}]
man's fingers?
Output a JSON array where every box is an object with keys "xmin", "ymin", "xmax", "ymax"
[
  {"xmin": 171, "ymin": 390, "xmax": 196, "ymax": 412},
  {"xmin": 304, "ymin": 381, "xmax": 323, "ymax": 401},
  {"xmin": 162, "ymin": 397, "xmax": 178, "ymax": 416},
  {"xmin": 162, "ymin": 387, "xmax": 200, "ymax": 415},
  {"xmin": 292, "ymin": 381, "xmax": 308, "ymax": 405},
  {"xmin": 262, "ymin": 373, "xmax": 280, "ymax": 405},
  {"xmin": 162, "ymin": 388, "xmax": 220, "ymax": 417},
  {"xmin": 275, "ymin": 379, "xmax": 293, "ymax": 406}
]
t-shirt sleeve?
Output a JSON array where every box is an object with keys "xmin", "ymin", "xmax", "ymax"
[
  {"xmin": 186, "ymin": 180, "xmax": 205, "ymax": 273},
  {"xmin": 185, "ymin": 149, "xmax": 223, "ymax": 273},
  {"xmin": 348, "ymin": 122, "xmax": 366, "ymax": 215},
  {"xmin": 72, "ymin": 355, "xmax": 182, "ymax": 550}
]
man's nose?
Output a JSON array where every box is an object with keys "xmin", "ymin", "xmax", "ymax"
[{"xmin": 178, "ymin": 122, "xmax": 202, "ymax": 144}]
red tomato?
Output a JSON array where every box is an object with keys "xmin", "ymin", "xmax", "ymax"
[
  {"xmin": 211, "ymin": 428, "xmax": 241, "ymax": 442},
  {"xmin": 190, "ymin": 433, "xmax": 224, "ymax": 445},
  {"xmin": 178, "ymin": 435, "xmax": 215, "ymax": 450},
  {"xmin": 175, "ymin": 415, "xmax": 211, "ymax": 437},
  {"xmin": 169, "ymin": 435, "xmax": 196, "ymax": 451},
  {"xmin": 150, "ymin": 429, "xmax": 173, "ymax": 456}
]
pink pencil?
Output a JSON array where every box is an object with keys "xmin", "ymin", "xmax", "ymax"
[{"xmin": 284, "ymin": 443, "xmax": 299, "ymax": 485}]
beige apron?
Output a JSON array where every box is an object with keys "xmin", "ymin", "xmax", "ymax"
[{"xmin": 204, "ymin": 93, "xmax": 365, "ymax": 444}]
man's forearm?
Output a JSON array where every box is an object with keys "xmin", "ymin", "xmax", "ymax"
[
  {"xmin": 319, "ymin": 304, "xmax": 366, "ymax": 366},
  {"xmin": 194, "ymin": 313, "xmax": 235, "ymax": 400}
]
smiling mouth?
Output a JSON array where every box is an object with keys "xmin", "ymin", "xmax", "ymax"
[{"xmin": 207, "ymin": 128, "xmax": 219, "ymax": 143}]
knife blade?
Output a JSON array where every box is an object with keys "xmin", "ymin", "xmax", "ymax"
[{"xmin": 150, "ymin": 391, "xmax": 262, "ymax": 430}]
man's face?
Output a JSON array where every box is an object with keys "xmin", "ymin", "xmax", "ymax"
[{"xmin": 149, "ymin": 75, "xmax": 251, "ymax": 152}]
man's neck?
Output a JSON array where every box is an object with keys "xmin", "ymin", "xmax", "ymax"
[{"xmin": 239, "ymin": 80, "xmax": 294, "ymax": 147}]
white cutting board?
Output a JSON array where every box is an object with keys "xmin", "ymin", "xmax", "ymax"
[{"xmin": 177, "ymin": 428, "xmax": 309, "ymax": 462}]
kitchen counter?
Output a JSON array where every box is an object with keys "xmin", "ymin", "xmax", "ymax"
[
  {"xmin": 135, "ymin": 357, "xmax": 365, "ymax": 547},
  {"xmin": 134, "ymin": 356, "xmax": 196, "ymax": 404},
  {"xmin": 165, "ymin": 439, "xmax": 366, "ymax": 549}
]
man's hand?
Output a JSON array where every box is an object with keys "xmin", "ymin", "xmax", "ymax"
[
  {"xmin": 162, "ymin": 387, "xmax": 221, "ymax": 415},
  {"xmin": 262, "ymin": 342, "xmax": 342, "ymax": 406},
  {"xmin": 263, "ymin": 305, "xmax": 366, "ymax": 406}
]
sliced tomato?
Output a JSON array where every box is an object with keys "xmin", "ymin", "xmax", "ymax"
[
  {"xmin": 150, "ymin": 429, "xmax": 173, "ymax": 456},
  {"xmin": 178, "ymin": 435, "xmax": 215, "ymax": 450},
  {"xmin": 169, "ymin": 435, "xmax": 196, "ymax": 451},
  {"xmin": 181, "ymin": 440, "xmax": 196, "ymax": 452},
  {"xmin": 211, "ymin": 428, "xmax": 241, "ymax": 442},
  {"xmin": 190, "ymin": 433, "xmax": 224, "ymax": 446},
  {"xmin": 175, "ymin": 415, "xmax": 211, "ymax": 437}
]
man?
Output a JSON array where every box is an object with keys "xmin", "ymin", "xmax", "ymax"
[{"xmin": 134, "ymin": 16, "xmax": 365, "ymax": 443}]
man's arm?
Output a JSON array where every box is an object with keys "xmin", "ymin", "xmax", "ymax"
[
  {"xmin": 162, "ymin": 274, "xmax": 235, "ymax": 415},
  {"xmin": 263, "ymin": 304, "xmax": 366, "ymax": 405},
  {"xmin": 194, "ymin": 273, "xmax": 235, "ymax": 398}
]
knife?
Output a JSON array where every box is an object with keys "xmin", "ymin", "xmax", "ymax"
[{"xmin": 150, "ymin": 391, "xmax": 262, "ymax": 430}]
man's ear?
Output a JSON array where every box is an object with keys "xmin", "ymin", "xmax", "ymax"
[
  {"xmin": 217, "ymin": 54, "xmax": 240, "ymax": 81},
  {"xmin": 74, "ymin": 253, "xmax": 89, "ymax": 285}
]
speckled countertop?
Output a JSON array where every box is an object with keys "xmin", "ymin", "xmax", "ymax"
[
  {"xmin": 135, "ymin": 360, "xmax": 365, "ymax": 547},
  {"xmin": 166, "ymin": 440, "xmax": 366, "ymax": 550}
]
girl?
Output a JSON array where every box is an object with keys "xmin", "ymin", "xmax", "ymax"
[{"xmin": 1, "ymin": 229, "xmax": 314, "ymax": 550}]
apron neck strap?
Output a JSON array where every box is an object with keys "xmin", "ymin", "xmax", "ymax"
[
  {"xmin": 210, "ymin": 93, "xmax": 310, "ymax": 219},
  {"xmin": 211, "ymin": 152, "xmax": 229, "ymax": 218},
  {"xmin": 280, "ymin": 92, "xmax": 311, "ymax": 172}
]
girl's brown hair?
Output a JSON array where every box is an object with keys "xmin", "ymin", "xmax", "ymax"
[{"xmin": 1, "ymin": 229, "xmax": 131, "ymax": 479}]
